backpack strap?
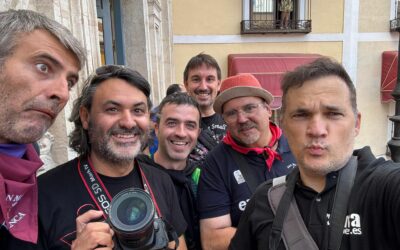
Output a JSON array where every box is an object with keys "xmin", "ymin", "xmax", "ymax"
[
  {"xmin": 227, "ymin": 146, "xmax": 259, "ymax": 193},
  {"xmin": 328, "ymin": 156, "xmax": 357, "ymax": 250},
  {"xmin": 268, "ymin": 156, "xmax": 358, "ymax": 250},
  {"xmin": 268, "ymin": 168, "xmax": 319, "ymax": 250}
]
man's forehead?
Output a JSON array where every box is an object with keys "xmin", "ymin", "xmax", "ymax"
[
  {"xmin": 161, "ymin": 104, "xmax": 200, "ymax": 120},
  {"xmin": 188, "ymin": 64, "xmax": 217, "ymax": 76},
  {"xmin": 224, "ymin": 96, "xmax": 263, "ymax": 108},
  {"xmin": 285, "ymin": 77, "xmax": 351, "ymax": 108}
]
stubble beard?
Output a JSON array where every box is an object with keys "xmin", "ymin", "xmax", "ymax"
[{"xmin": 89, "ymin": 123, "xmax": 145, "ymax": 167}]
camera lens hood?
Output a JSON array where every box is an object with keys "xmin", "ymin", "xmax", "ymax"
[{"xmin": 109, "ymin": 188, "xmax": 155, "ymax": 242}]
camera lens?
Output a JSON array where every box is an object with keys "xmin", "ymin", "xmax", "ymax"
[
  {"xmin": 117, "ymin": 196, "xmax": 147, "ymax": 226},
  {"xmin": 109, "ymin": 188, "xmax": 155, "ymax": 247}
]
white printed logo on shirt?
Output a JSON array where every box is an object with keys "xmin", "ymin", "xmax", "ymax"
[
  {"xmin": 327, "ymin": 213, "xmax": 362, "ymax": 235},
  {"xmin": 233, "ymin": 170, "xmax": 245, "ymax": 184}
]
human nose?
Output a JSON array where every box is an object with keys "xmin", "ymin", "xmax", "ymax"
[
  {"xmin": 119, "ymin": 110, "xmax": 136, "ymax": 129},
  {"xmin": 48, "ymin": 76, "xmax": 70, "ymax": 105},
  {"xmin": 306, "ymin": 115, "xmax": 327, "ymax": 138},
  {"xmin": 236, "ymin": 109, "xmax": 249, "ymax": 123},
  {"xmin": 198, "ymin": 79, "xmax": 208, "ymax": 90},
  {"xmin": 175, "ymin": 124, "xmax": 186, "ymax": 137}
]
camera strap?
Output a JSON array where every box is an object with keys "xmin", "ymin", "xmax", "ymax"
[{"xmin": 77, "ymin": 156, "xmax": 163, "ymax": 219}]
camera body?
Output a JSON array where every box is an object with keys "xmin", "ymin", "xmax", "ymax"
[{"xmin": 108, "ymin": 188, "xmax": 169, "ymax": 250}]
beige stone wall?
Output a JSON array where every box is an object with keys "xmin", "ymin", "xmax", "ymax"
[
  {"xmin": 173, "ymin": 0, "xmax": 242, "ymax": 35},
  {"xmin": 359, "ymin": 0, "xmax": 391, "ymax": 32}
]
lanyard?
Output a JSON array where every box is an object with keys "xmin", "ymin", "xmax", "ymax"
[{"xmin": 77, "ymin": 157, "xmax": 162, "ymax": 219}]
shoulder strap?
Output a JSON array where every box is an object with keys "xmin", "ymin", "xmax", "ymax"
[
  {"xmin": 227, "ymin": 145, "xmax": 259, "ymax": 193},
  {"xmin": 328, "ymin": 156, "xmax": 357, "ymax": 250},
  {"xmin": 268, "ymin": 156, "xmax": 358, "ymax": 250},
  {"xmin": 268, "ymin": 168, "xmax": 320, "ymax": 250}
]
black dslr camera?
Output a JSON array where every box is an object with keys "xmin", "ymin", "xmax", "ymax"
[{"xmin": 108, "ymin": 188, "xmax": 169, "ymax": 250}]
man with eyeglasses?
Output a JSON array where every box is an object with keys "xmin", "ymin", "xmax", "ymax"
[
  {"xmin": 197, "ymin": 73, "xmax": 296, "ymax": 250},
  {"xmin": 38, "ymin": 65, "xmax": 187, "ymax": 249}
]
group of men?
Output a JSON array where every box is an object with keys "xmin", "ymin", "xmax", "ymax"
[{"xmin": 1, "ymin": 8, "xmax": 400, "ymax": 250}]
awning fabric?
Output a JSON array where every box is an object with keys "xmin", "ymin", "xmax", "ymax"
[
  {"xmin": 228, "ymin": 53, "xmax": 320, "ymax": 109},
  {"xmin": 381, "ymin": 51, "xmax": 398, "ymax": 102}
]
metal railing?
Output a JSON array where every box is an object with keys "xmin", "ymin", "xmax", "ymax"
[{"xmin": 241, "ymin": 19, "xmax": 311, "ymax": 34}]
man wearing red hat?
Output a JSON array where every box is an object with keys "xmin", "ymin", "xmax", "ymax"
[{"xmin": 197, "ymin": 73, "xmax": 296, "ymax": 250}]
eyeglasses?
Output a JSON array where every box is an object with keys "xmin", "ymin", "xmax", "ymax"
[{"xmin": 223, "ymin": 102, "xmax": 266, "ymax": 122}]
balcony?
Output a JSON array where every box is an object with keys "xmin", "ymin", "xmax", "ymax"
[
  {"xmin": 241, "ymin": 19, "xmax": 311, "ymax": 34},
  {"xmin": 391, "ymin": 18, "xmax": 400, "ymax": 32}
]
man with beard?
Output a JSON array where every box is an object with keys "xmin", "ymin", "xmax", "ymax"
[
  {"xmin": 197, "ymin": 74, "xmax": 296, "ymax": 250},
  {"xmin": 183, "ymin": 53, "xmax": 227, "ymax": 165},
  {"xmin": 38, "ymin": 66, "xmax": 187, "ymax": 250},
  {"xmin": 0, "ymin": 9, "xmax": 85, "ymax": 250},
  {"xmin": 230, "ymin": 58, "xmax": 400, "ymax": 250},
  {"xmin": 138, "ymin": 92, "xmax": 202, "ymax": 250}
]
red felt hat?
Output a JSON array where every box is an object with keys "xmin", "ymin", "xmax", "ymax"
[{"xmin": 213, "ymin": 73, "xmax": 273, "ymax": 114}]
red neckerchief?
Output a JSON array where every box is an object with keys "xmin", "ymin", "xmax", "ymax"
[
  {"xmin": 223, "ymin": 122, "xmax": 282, "ymax": 170},
  {"xmin": 0, "ymin": 144, "xmax": 43, "ymax": 243}
]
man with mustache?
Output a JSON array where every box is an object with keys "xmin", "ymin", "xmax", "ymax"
[
  {"xmin": 183, "ymin": 53, "xmax": 227, "ymax": 165},
  {"xmin": 230, "ymin": 57, "xmax": 400, "ymax": 250},
  {"xmin": 197, "ymin": 74, "xmax": 296, "ymax": 250},
  {"xmin": 38, "ymin": 66, "xmax": 187, "ymax": 249},
  {"xmin": 0, "ymin": 9, "xmax": 85, "ymax": 250}
]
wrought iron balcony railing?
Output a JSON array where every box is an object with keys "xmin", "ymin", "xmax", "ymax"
[
  {"xmin": 241, "ymin": 19, "xmax": 311, "ymax": 34},
  {"xmin": 390, "ymin": 18, "xmax": 400, "ymax": 32}
]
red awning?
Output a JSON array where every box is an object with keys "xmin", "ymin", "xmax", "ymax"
[
  {"xmin": 381, "ymin": 51, "xmax": 398, "ymax": 102},
  {"xmin": 228, "ymin": 53, "xmax": 320, "ymax": 109}
]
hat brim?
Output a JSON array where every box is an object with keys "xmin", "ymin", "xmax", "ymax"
[{"xmin": 213, "ymin": 86, "xmax": 274, "ymax": 114}]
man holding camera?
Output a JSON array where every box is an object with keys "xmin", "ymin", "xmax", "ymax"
[
  {"xmin": 138, "ymin": 92, "xmax": 202, "ymax": 250},
  {"xmin": 38, "ymin": 66, "xmax": 187, "ymax": 249}
]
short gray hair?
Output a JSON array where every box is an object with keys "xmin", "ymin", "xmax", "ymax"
[{"xmin": 0, "ymin": 9, "xmax": 86, "ymax": 69}]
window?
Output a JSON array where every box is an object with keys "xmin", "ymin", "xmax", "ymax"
[
  {"xmin": 253, "ymin": 0, "xmax": 274, "ymax": 13},
  {"xmin": 242, "ymin": 0, "xmax": 311, "ymax": 34},
  {"xmin": 96, "ymin": 0, "xmax": 126, "ymax": 65}
]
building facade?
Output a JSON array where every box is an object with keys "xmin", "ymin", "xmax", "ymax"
[
  {"xmin": 0, "ymin": 0, "xmax": 397, "ymax": 169},
  {"xmin": 172, "ymin": 0, "xmax": 398, "ymax": 157}
]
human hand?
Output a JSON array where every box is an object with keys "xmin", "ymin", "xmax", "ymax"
[{"xmin": 71, "ymin": 210, "xmax": 114, "ymax": 250}]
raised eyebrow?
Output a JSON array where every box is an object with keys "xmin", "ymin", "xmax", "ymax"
[{"xmin": 36, "ymin": 53, "xmax": 80, "ymax": 81}]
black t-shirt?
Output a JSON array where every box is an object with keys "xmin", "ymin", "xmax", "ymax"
[
  {"xmin": 201, "ymin": 113, "xmax": 227, "ymax": 142},
  {"xmin": 137, "ymin": 154, "xmax": 201, "ymax": 250},
  {"xmin": 0, "ymin": 227, "xmax": 38, "ymax": 250},
  {"xmin": 189, "ymin": 113, "xmax": 226, "ymax": 166},
  {"xmin": 197, "ymin": 136, "xmax": 296, "ymax": 227},
  {"xmin": 230, "ymin": 147, "xmax": 400, "ymax": 250},
  {"xmin": 37, "ymin": 157, "xmax": 186, "ymax": 250}
]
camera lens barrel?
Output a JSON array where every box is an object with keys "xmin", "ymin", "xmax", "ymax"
[{"xmin": 109, "ymin": 188, "xmax": 156, "ymax": 247}]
